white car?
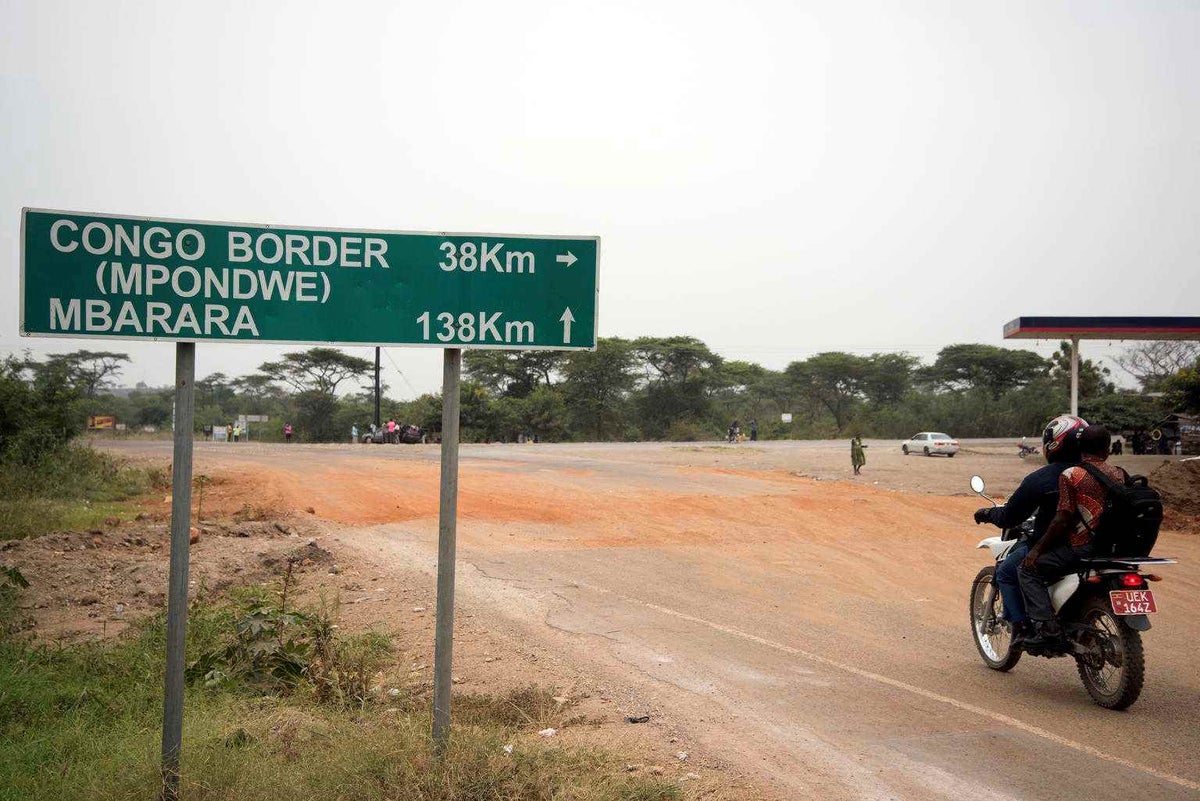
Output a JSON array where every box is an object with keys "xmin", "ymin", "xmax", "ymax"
[{"xmin": 902, "ymin": 432, "xmax": 959, "ymax": 457}]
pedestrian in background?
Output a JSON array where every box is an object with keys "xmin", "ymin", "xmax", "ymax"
[
  {"xmin": 284, "ymin": 422, "xmax": 293, "ymax": 443},
  {"xmin": 232, "ymin": 424, "xmax": 241, "ymax": 443},
  {"xmin": 749, "ymin": 419, "xmax": 758, "ymax": 441},
  {"xmin": 851, "ymin": 436, "xmax": 867, "ymax": 475},
  {"xmin": 351, "ymin": 424, "xmax": 359, "ymax": 443},
  {"xmin": 225, "ymin": 423, "xmax": 233, "ymax": 442}
]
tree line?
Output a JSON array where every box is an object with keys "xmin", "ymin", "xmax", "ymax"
[{"xmin": 3, "ymin": 339, "xmax": 1199, "ymax": 447}]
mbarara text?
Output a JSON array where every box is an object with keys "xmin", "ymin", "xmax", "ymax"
[{"xmin": 49, "ymin": 297, "xmax": 259, "ymax": 337}]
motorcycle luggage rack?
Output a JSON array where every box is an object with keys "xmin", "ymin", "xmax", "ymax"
[{"xmin": 1078, "ymin": 556, "xmax": 1178, "ymax": 568}]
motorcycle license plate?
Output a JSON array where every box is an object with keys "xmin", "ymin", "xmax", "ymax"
[{"xmin": 1109, "ymin": 590, "xmax": 1158, "ymax": 615}]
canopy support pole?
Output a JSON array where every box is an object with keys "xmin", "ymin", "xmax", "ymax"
[{"xmin": 1070, "ymin": 336, "xmax": 1080, "ymax": 417}]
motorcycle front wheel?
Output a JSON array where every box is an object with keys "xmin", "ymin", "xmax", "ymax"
[
  {"xmin": 969, "ymin": 567, "xmax": 1021, "ymax": 671},
  {"xmin": 1074, "ymin": 597, "xmax": 1145, "ymax": 710}
]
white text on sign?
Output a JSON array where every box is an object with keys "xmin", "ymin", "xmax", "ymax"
[
  {"xmin": 49, "ymin": 220, "xmax": 390, "ymax": 269},
  {"xmin": 438, "ymin": 242, "xmax": 535, "ymax": 274},
  {"xmin": 416, "ymin": 311, "xmax": 535, "ymax": 344}
]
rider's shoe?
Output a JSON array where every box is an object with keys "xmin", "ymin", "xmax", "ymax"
[
  {"xmin": 1010, "ymin": 620, "xmax": 1029, "ymax": 650},
  {"xmin": 1023, "ymin": 619, "xmax": 1066, "ymax": 654}
]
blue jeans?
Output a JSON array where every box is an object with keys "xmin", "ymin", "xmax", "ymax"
[{"xmin": 996, "ymin": 543, "xmax": 1029, "ymax": 623}]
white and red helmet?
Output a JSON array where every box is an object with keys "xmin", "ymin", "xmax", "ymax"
[{"xmin": 1042, "ymin": 414, "xmax": 1088, "ymax": 462}]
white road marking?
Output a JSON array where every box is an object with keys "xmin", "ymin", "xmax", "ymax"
[{"xmin": 600, "ymin": 589, "xmax": 1200, "ymax": 793}]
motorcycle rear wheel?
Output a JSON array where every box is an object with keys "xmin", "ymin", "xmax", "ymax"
[
  {"xmin": 1074, "ymin": 597, "xmax": 1145, "ymax": 710},
  {"xmin": 969, "ymin": 567, "xmax": 1021, "ymax": 671}
]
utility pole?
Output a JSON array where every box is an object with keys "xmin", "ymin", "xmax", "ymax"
[{"xmin": 374, "ymin": 346, "xmax": 381, "ymax": 429}]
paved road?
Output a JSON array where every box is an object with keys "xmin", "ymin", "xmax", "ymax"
[{"xmin": 107, "ymin": 439, "xmax": 1200, "ymax": 799}]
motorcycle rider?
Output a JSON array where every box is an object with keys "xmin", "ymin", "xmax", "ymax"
[
  {"xmin": 1018, "ymin": 425, "xmax": 1118, "ymax": 652},
  {"xmin": 974, "ymin": 414, "xmax": 1087, "ymax": 644}
]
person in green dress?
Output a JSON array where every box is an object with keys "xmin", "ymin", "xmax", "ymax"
[{"xmin": 851, "ymin": 436, "xmax": 867, "ymax": 475}]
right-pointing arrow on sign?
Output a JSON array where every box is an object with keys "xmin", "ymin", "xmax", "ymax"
[
  {"xmin": 559, "ymin": 307, "xmax": 575, "ymax": 344},
  {"xmin": 555, "ymin": 251, "xmax": 577, "ymax": 268}
]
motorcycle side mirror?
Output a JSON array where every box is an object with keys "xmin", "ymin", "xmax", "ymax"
[{"xmin": 970, "ymin": 475, "xmax": 998, "ymax": 506}]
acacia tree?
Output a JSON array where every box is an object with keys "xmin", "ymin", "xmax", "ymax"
[
  {"xmin": 257, "ymin": 348, "xmax": 373, "ymax": 441},
  {"xmin": 563, "ymin": 338, "xmax": 637, "ymax": 440},
  {"xmin": 463, "ymin": 350, "xmax": 565, "ymax": 397},
  {"xmin": 258, "ymin": 348, "xmax": 373, "ymax": 396},
  {"xmin": 785, "ymin": 352, "xmax": 871, "ymax": 433},
  {"xmin": 922, "ymin": 344, "xmax": 1048, "ymax": 397},
  {"xmin": 632, "ymin": 336, "xmax": 723, "ymax": 437},
  {"xmin": 30, "ymin": 350, "xmax": 130, "ymax": 399},
  {"xmin": 861, "ymin": 353, "xmax": 919, "ymax": 406},
  {"xmin": 231, "ymin": 374, "xmax": 283, "ymax": 404},
  {"xmin": 633, "ymin": 336, "xmax": 722, "ymax": 385}
]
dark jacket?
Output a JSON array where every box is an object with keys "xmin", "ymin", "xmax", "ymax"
[{"xmin": 983, "ymin": 461, "xmax": 1074, "ymax": 543}]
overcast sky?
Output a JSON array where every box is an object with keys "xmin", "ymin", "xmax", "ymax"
[{"xmin": 2, "ymin": 0, "xmax": 1197, "ymax": 396}]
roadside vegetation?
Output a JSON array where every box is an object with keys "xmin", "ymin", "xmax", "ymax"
[
  {"xmin": 0, "ymin": 355, "xmax": 165, "ymax": 540},
  {"xmin": 8, "ymin": 340, "xmax": 1200, "ymax": 446},
  {"xmin": 13, "ymin": 339, "xmax": 1199, "ymax": 445},
  {"xmin": 0, "ymin": 575, "xmax": 681, "ymax": 801}
]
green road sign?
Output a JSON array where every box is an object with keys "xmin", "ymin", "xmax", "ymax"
[{"xmin": 20, "ymin": 209, "xmax": 599, "ymax": 350}]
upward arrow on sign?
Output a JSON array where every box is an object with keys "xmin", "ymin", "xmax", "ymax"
[
  {"xmin": 559, "ymin": 307, "xmax": 575, "ymax": 343},
  {"xmin": 556, "ymin": 252, "xmax": 577, "ymax": 268}
]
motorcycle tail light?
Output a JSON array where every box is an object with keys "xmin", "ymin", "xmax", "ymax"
[
  {"xmin": 1119, "ymin": 573, "xmax": 1143, "ymax": 588},
  {"xmin": 1085, "ymin": 575, "xmax": 1102, "ymax": 584}
]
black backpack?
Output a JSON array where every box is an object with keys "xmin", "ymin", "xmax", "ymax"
[{"xmin": 1080, "ymin": 463, "xmax": 1163, "ymax": 557}]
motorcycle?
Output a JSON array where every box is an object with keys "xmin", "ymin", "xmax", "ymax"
[
  {"xmin": 968, "ymin": 474, "xmax": 1176, "ymax": 710},
  {"xmin": 1017, "ymin": 442, "xmax": 1039, "ymax": 459}
]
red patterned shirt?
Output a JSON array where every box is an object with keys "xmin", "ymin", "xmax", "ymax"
[{"xmin": 1057, "ymin": 457, "xmax": 1127, "ymax": 548}]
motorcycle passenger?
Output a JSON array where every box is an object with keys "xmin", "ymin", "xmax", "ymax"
[
  {"xmin": 1019, "ymin": 425, "xmax": 1119, "ymax": 652},
  {"xmin": 974, "ymin": 414, "xmax": 1087, "ymax": 643}
]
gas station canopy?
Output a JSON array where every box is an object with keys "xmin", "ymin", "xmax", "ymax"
[
  {"xmin": 1002, "ymin": 316, "xmax": 1200, "ymax": 416},
  {"xmin": 1004, "ymin": 316, "xmax": 1200, "ymax": 341}
]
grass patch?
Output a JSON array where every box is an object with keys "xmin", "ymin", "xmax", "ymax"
[
  {"xmin": 0, "ymin": 585, "xmax": 682, "ymax": 801},
  {"xmin": 0, "ymin": 445, "xmax": 164, "ymax": 540}
]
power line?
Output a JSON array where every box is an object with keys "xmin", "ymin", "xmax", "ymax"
[{"xmin": 381, "ymin": 348, "xmax": 421, "ymax": 397}]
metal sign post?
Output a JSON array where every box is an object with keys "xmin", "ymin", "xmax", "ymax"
[
  {"xmin": 431, "ymin": 348, "xmax": 462, "ymax": 750},
  {"xmin": 161, "ymin": 342, "xmax": 195, "ymax": 800}
]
